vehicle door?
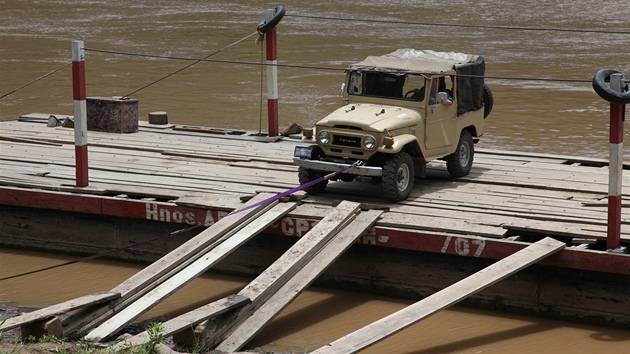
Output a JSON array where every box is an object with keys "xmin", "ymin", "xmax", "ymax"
[{"xmin": 424, "ymin": 76, "xmax": 458, "ymax": 149}]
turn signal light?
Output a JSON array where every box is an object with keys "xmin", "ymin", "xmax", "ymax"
[{"xmin": 383, "ymin": 136, "xmax": 394, "ymax": 147}]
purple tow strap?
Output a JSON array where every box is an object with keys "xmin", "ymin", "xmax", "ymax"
[{"xmin": 227, "ymin": 161, "xmax": 360, "ymax": 216}]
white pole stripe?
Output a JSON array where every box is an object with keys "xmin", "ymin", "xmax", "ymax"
[
  {"xmin": 266, "ymin": 59, "xmax": 278, "ymax": 100},
  {"xmin": 609, "ymin": 142, "xmax": 623, "ymax": 196},
  {"xmin": 73, "ymin": 99, "xmax": 87, "ymax": 146}
]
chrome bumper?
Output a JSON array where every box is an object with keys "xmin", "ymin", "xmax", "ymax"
[{"xmin": 292, "ymin": 157, "xmax": 382, "ymax": 177}]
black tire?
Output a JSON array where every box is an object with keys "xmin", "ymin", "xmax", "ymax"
[
  {"xmin": 446, "ymin": 130, "xmax": 474, "ymax": 177},
  {"xmin": 592, "ymin": 69, "xmax": 630, "ymax": 105},
  {"xmin": 298, "ymin": 167, "xmax": 328, "ymax": 194},
  {"xmin": 382, "ymin": 152, "xmax": 415, "ymax": 202},
  {"xmin": 483, "ymin": 83, "xmax": 493, "ymax": 118},
  {"xmin": 257, "ymin": 6, "xmax": 286, "ymax": 34}
]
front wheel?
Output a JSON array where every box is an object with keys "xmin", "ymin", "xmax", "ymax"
[
  {"xmin": 446, "ymin": 130, "xmax": 474, "ymax": 177},
  {"xmin": 382, "ymin": 152, "xmax": 415, "ymax": 202},
  {"xmin": 298, "ymin": 167, "xmax": 328, "ymax": 194}
]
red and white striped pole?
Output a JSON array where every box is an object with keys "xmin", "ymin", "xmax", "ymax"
[
  {"xmin": 265, "ymin": 26, "xmax": 279, "ymax": 137},
  {"xmin": 607, "ymin": 73, "xmax": 625, "ymax": 250},
  {"xmin": 72, "ymin": 40, "xmax": 89, "ymax": 187}
]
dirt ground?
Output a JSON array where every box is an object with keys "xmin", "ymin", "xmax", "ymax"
[
  {"xmin": 0, "ymin": 301, "xmax": 86, "ymax": 353},
  {"xmin": 0, "ymin": 301, "xmax": 274, "ymax": 354}
]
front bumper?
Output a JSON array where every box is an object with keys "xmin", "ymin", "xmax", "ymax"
[{"xmin": 292, "ymin": 157, "xmax": 382, "ymax": 177}]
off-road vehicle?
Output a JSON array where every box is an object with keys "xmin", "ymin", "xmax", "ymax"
[{"xmin": 293, "ymin": 49, "xmax": 493, "ymax": 201}]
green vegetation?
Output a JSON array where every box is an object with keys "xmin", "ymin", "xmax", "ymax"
[{"xmin": 0, "ymin": 322, "xmax": 168, "ymax": 354}]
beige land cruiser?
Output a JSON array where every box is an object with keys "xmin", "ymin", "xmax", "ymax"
[{"xmin": 293, "ymin": 49, "xmax": 493, "ymax": 201}]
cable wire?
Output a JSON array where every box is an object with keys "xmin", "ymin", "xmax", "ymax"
[
  {"xmin": 121, "ymin": 31, "xmax": 259, "ymax": 97},
  {"xmin": 0, "ymin": 224, "xmax": 201, "ymax": 282},
  {"xmin": 0, "ymin": 62, "xmax": 71, "ymax": 100},
  {"xmin": 85, "ymin": 47, "xmax": 593, "ymax": 84},
  {"xmin": 286, "ymin": 14, "xmax": 630, "ymax": 35}
]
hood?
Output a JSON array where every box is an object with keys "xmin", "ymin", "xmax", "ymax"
[{"xmin": 317, "ymin": 104, "xmax": 420, "ymax": 132}]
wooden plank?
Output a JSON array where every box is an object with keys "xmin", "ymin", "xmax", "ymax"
[
  {"xmin": 202, "ymin": 201, "xmax": 362, "ymax": 347},
  {"xmin": 112, "ymin": 294, "xmax": 249, "ymax": 351},
  {"xmin": 85, "ymin": 201, "xmax": 297, "ymax": 342},
  {"xmin": 239, "ymin": 200, "xmax": 362, "ymax": 302},
  {"xmin": 504, "ymin": 220, "xmax": 630, "ymax": 241},
  {"xmin": 378, "ymin": 212, "xmax": 507, "ymax": 238},
  {"xmin": 62, "ymin": 193, "xmax": 279, "ymax": 335},
  {"xmin": 0, "ymin": 292, "xmax": 120, "ymax": 331},
  {"xmin": 311, "ymin": 237, "xmax": 566, "ymax": 354},
  {"xmin": 113, "ymin": 193, "xmax": 280, "ymax": 296},
  {"xmin": 216, "ymin": 209, "xmax": 383, "ymax": 352}
]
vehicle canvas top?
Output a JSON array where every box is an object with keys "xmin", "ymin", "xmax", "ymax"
[{"xmin": 347, "ymin": 49, "xmax": 480, "ymax": 74}]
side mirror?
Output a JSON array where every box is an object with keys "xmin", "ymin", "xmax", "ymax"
[
  {"xmin": 437, "ymin": 92, "xmax": 448, "ymax": 104},
  {"xmin": 340, "ymin": 83, "xmax": 346, "ymax": 96}
]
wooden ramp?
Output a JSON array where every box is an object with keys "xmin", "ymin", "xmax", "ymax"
[
  {"xmin": 114, "ymin": 201, "xmax": 382, "ymax": 351},
  {"xmin": 62, "ymin": 192, "xmax": 284, "ymax": 337},
  {"xmin": 111, "ymin": 294, "xmax": 250, "ymax": 350},
  {"xmin": 85, "ymin": 196, "xmax": 297, "ymax": 342},
  {"xmin": 0, "ymin": 292, "xmax": 120, "ymax": 331},
  {"xmin": 216, "ymin": 208, "xmax": 384, "ymax": 352},
  {"xmin": 311, "ymin": 237, "xmax": 566, "ymax": 354},
  {"xmin": 0, "ymin": 193, "xmax": 293, "ymax": 338}
]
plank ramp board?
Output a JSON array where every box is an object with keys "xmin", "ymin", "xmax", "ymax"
[
  {"xmin": 202, "ymin": 200, "xmax": 362, "ymax": 347},
  {"xmin": 311, "ymin": 237, "xmax": 566, "ymax": 354},
  {"xmin": 85, "ymin": 201, "xmax": 297, "ymax": 342},
  {"xmin": 112, "ymin": 294, "xmax": 249, "ymax": 351},
  {"xmin": 113, "ymin": 192, "xmax": 277, "ymax": 295},
  {"xmin": 239, "ymin": 200, "xmax": 363, "ymax": 302},
  {"xmin": 216, "ymin": 209, "xmax": 383, "ymax": 352},
  {"xmin": 63, "ymin": 193, "xmax": 282, "ymax": 336},
  {"xmin": 0, "ymin": 292, "xmax": 120, "ymax": 331}
]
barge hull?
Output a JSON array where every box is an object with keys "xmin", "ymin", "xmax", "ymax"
[{"xmin": 1, "ymin": 205, "xmax": 628, "ymax": 328}]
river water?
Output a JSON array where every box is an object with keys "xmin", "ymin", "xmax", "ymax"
[{"xmin": 1, "ymin": 0, "xmax": 629, "ymax": 352}]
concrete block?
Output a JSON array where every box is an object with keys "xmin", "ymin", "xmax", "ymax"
[{"xmin": 87, "ymin": 97, "xmax": 138, "ymax": 133}]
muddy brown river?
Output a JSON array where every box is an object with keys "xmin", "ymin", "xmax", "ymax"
[{"xmin": 1, "ymin": 0, "xmax": 629, "ymax": 352}]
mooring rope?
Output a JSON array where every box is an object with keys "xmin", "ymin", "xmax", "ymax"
[
  {"xmin": 0, "ymin": 224, "xmax": 201, "ymax": 281},
  {"xmin": 225, "ymin": 160, "xmax": 363, "ymax": 217},
  {"xmin": 0, "ymin": 161, "xmax": 361, "ymax": 281},
  {"xmin": 0, "ymin": 62, "xmax": 71, "ymax": 100},
  {"xmin": 121, "ymin": 31, "xmax": 259, "ymax": 98}
]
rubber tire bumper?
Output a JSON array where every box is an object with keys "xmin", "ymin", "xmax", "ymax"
[
  {"xmin": 592, "ymin": 69, "xmax": 630, "ymax": 105},
  {"xmin": 257, "ymin": 6, "xmax": 286, "ymax": 34}
]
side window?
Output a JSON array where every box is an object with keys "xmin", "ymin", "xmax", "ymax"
[
  {"xmin": 403, "ymin": 75, "xmax": 426, "ymax": 101},
  {"xmin": 348, "ymin": 72, "xmax": 362, "ymax": 95},
  {"xmin": 429, "ymin": 76, "xmax": 454, "ymax": 105},
  {"xmin": 429, "ymin": 78, "xmax": 439, "ymax": 105}
]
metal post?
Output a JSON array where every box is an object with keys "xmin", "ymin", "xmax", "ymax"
[
  {"xmin": 72, "ymin": 40, "xmax": 88, "ymax": 187},
  {"xmin": 265, "ymin": 27, "xmax": 279, "ymax": 137},
  {"xmin": 607, "ymin": 73, "xmax": 625, "ymax": 250}
]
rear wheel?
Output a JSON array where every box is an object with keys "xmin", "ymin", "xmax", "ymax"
[
  {"xmin": 446, "ymin": 130, "xmax": 474, "ymax": 177},
  {"xmin": 298, "ymin": 167, "xmax": 328, "ymax": 194},
  {"xmin": 382, "ymin": 152, "xmax": 415, "ymax": 202}
]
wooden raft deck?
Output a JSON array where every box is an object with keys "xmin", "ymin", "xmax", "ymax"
[
  {"xmin": 1, "ymin": 115, "xmax": 630, "ymax": 246},
  {"xmin": 1, "ymin": 116, "xmax": 629, "ymax": 241}
]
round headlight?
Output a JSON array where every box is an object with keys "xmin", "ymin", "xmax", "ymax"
[
  {"xmin": 318, "ymin": 131, "xmax": 330, "ymax": 144},
  {"xmin": 364, "ymin": 135, "xmax": 376, "ymax": 149}
]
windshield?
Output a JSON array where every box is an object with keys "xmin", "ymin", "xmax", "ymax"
[{"xmin": 348, "ymin": 71, "xmax": 427, "ymax": 101}]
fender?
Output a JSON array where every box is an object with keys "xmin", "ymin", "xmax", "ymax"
[
  {"xmin": 592, "ymin": 69, "xmax": 630, "ymax": 105},
  {"xmin": 377, "ymin": 134, "xmax": 421, "ymax": 155},
  {"xmin": 257, "ymin": 6, "xmax": 286, "ymax": 34}
]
